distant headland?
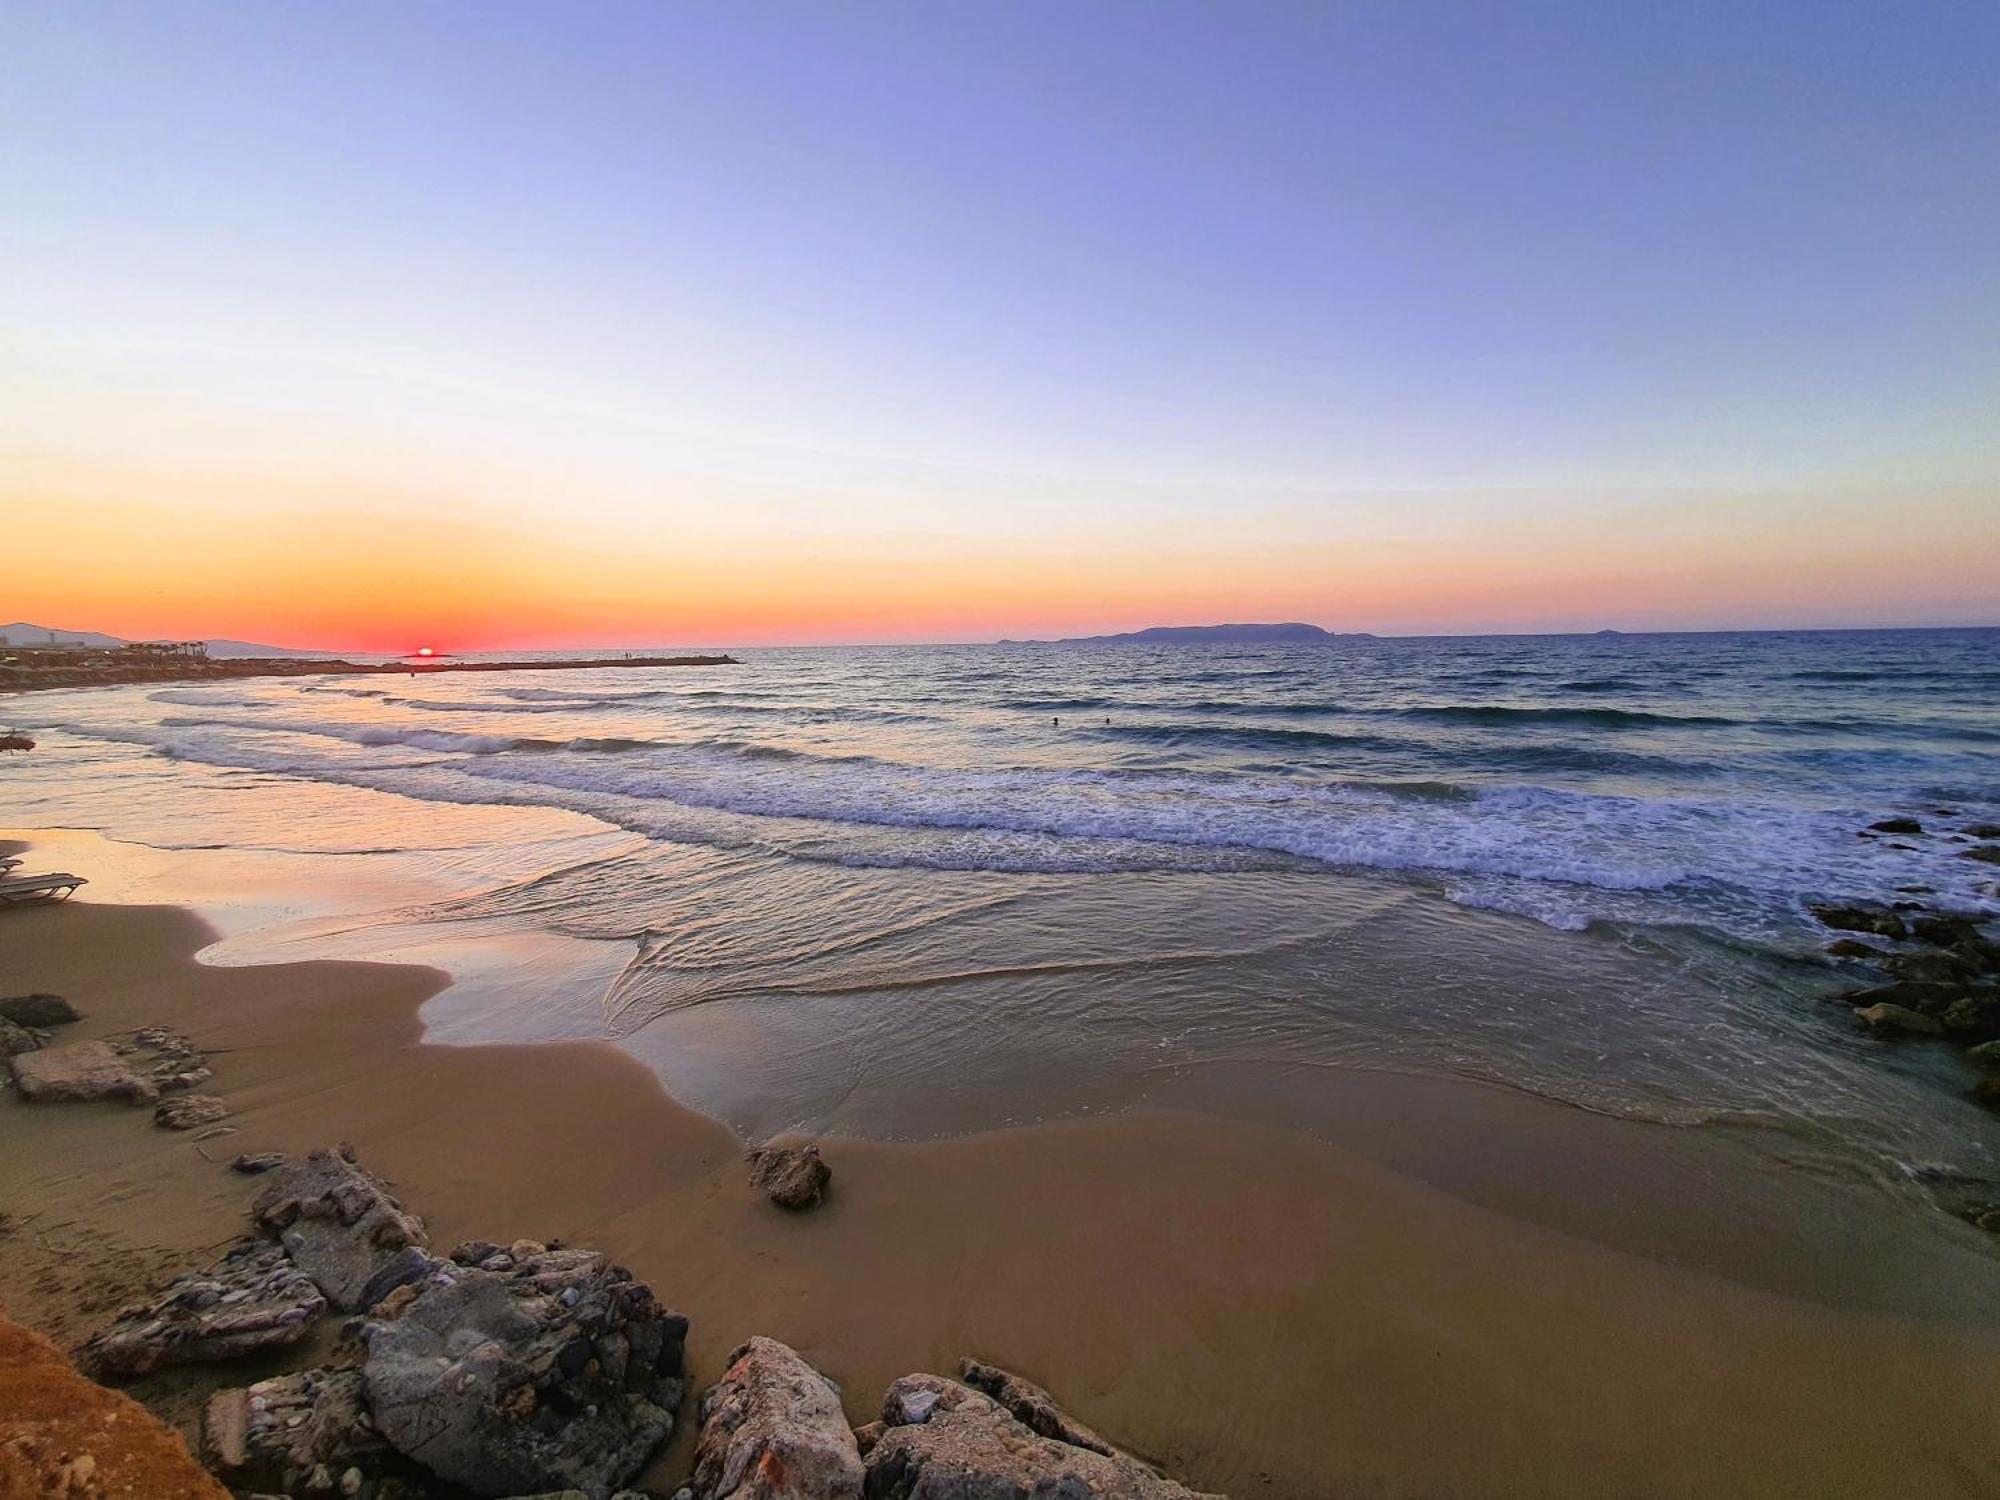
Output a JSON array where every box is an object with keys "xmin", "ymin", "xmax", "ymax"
[{"xmin": 1000, "ymin": 621, "xmax": 1372, "ymax": 646}]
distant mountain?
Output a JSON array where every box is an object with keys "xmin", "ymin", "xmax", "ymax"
[
  {"xmin": 0, "ymin": 622, "xmax": 127, "ymax": 649},
  {"xmin": 1005, "ymin": 622, "xmax": 1369, "ymax": 646},
  {"xmin": 202, "ymin": 638, "xmax": 338, "ymax": 659},
  {"xmin": 0, "ymin": 622, "xmax": 326, "ymax": 657}
]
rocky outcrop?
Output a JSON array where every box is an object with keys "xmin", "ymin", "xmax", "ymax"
[
  {"xmin": 9, "ymin": 1039, "xmax": 159, "ymax": 1103},
  {"xmin": 82, "ymin": 1239, "xmax": 325, "ymax": 1378},
  {"xmin": 359, "ymin": 1242, "xmax": 687, "ymax": 1498},
  {"xmin": 0, "ymin": 993, "xmax": 79, "ymax": 1027},
  {"xmin": 957, "ymin": 1359, "xmax": 1120, "ymax": 1459},
  {"xmin": 201, "ymin": 1366, "xmax": 401, "ymax": 1497},
  {"xmin": 749, "ymin": 1145, "xmax": 832, "ymax": 1210},
  {"xmin": 863, "ymin": 1371, "xmax": 1216, "ymax": 1500},
  {"xmin": 690, "ymin": 1336, "xmax": 864, "ymax": 1500},
  {"xmin": 253, "ymin": 1146, "xmax": 428, "ymax": 1310}
]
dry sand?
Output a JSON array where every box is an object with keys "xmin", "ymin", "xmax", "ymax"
[{"xmin": 4, "ymin": 894, "xmax": 1999, "ymax": 1498}]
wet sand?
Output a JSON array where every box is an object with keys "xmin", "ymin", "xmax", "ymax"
[{"xmin": 4, "ymin": 894, "xmax": 2000, "ymax": 1497}]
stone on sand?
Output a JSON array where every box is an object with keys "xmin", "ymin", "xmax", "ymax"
[
  {"xmin": 0, "ymin": 1017, "xmax": 39, "ymax": 1057},
  {"xmin": 748, "ymin": 1144, "xmax": 832, "ymax": 1210},
  {"xmin": 252, "ymin": 1146, "xmax": 428, "ymax": 1311},
  {"xmin": 9, "ymin": 1039, "xmax": 159, "ymax": 1103},
  {"xmin": 82, "ymin": 1238, "xmax": 325, "ymax": 1378},
  {"xmin": 155, "ymin": 1093, "xmax": 231, "ymax": 1130},
  {"xmin": 690, "ymin": 1336, "xmax": 863, "ymax": 1500},
  {"xmin": 0, "ymin": 992, "xmax": 79, "ymax": 1027}
]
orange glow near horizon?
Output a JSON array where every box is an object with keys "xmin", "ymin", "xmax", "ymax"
[{"xmin": 7, "ymin": 468, "xmax": 1998, "ymax": 650}]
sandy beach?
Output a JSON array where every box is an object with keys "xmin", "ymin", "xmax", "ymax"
[{"xmin": 5, "ymin": 862, "xmax": 2000, "ymax": 1497}]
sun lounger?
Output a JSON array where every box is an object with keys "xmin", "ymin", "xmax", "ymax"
[{"xmin": 0, "ymin": 872, "xmax": 87, "ymax": 906}]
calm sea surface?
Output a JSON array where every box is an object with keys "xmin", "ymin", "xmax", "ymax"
[{"xmin": 8, "ymin": 629, "xmax": 1999, "ymax": 1211}]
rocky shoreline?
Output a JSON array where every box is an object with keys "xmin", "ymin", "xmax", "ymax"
[
  {"xmin": 0, "ymin": 653, "xmax": 738, "ymax": 696},
  {"xmin": 16, "ymin": 1126, "xmax": 1214, "ymax": 1500},
  {"xmin": 1804, "ymin": 816, "xmax": 2000, "ymax": 1229},
  {"xmin": 4, "ymin": 994, "xmax": 1210, "ymax": 1498}
]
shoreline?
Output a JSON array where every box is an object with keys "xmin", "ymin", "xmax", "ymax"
[
  {"xmin": 0, "ymin": 653, "xmax": 739, "ymax": 695},
  {"xmin": 5, "ymin": 886, "xmax": 2000, "ymax": 1494}
]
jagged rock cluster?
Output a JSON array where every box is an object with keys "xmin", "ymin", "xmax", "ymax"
[
  {"xmin": 1809, "ymin": 816, "xmax": 2000, "ymax": 1232},
  {"xmin": 81, "ymin": 1238, "xmax": 325, "ymax": 1378},
  {"xmin": 75, "ymin": 1142, "xmax": 1221, "ymax": 1499},
  {"xmin": 185, "ymin": 1146, "xmax": 694, "ymax": 1498},
  {"xmin": 682, "ymin": 1342, "xmax": 1216, "ymax": 1500},
  {"xmin": 3, "ymin": 1007, "xmax": 230, "ymax": 1131}
]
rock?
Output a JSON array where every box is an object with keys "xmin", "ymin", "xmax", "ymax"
[
  {"xmin": 253, "ymin": 1147, "xmax": 429, "ymax": 1311},
  {"xmin": 1855, "ymin": 1003, "xmax": 1946, "ymax": 1037},
  {"xmin": 361, "ymin": 1243, "xmax": 687, "ymax": 1497},
  {"xmin": 1841, "ymin": 980, "xmax": 1961, "ymax": 1016},
  {"xmin": 0, "ymin": 1017, "xmax": 39, "ymax": 1056},
  {"xmin": 854, "ymin": 1423, "xmax": 886, "ymax": 1457},
  {"xmin": 81, "ymin": 1238, "xmax": 325, "ymax": 1377},
  {"xmin": 1881, "ymin": 949, "xmax": 1981, "ymax": 984},
  {"xmin": 1976, "ymin": 1076, "xmax": 2000, "ymax": 1111},
  {"xmin": 690, "ymin": 1336, "xmax": 864, "ymax": 1500},
  {"xmin": 1963, "ymin": 845, "xmax": 2000, "ymax": 866},
  {"xmin": 156, "ymin": 1093, "xmax": 230, "ymax": 1130},
  {"xmin": 865, "ymin": 1372, "xmax": 1215, "ymax": 1500},
  {"xmin": 748, "ymin": 1145, "xmax": 831, "ymax": 1210},
  {"xmin": 1966, "ymin": 1039, "xmax": 2000, "ymax": 1067},
  {"xmin": 1965, "ymin": 823, "xmax": 2000, "ymax": 840},
  {"xmin": 957, "ymin": 1359, "xmax": 1120, "ymax": 1459},
  {"xmin": 1869, "ymin": 818, "xmax": 1924, "ymax": 834},
  {"xmin": 232, "ymin": 1151, "xmax": 288, "ymax": 1174},
  {"xmin": 202, "ymin": 1367, "xmax": 397, "ymax": 1496},
  {"xmin": 9, "ymin": 1040, "xmax": 159, "ymax": 1103},
  {"xmin": 1911, "ymin": 914, "xmax": 1984, "ymax": 948},
  {"xmin": 1808, "ymin": 904, "xmax": 1906, "ymax": 940},
  {"xmin": 0, "ymin": 993, "xmax": 79, "ymax": 1027},
  {"xmin": 1823, "ymin": 938, "xmax": 1884, "ymax": 960},
  {"xmin": 1941, "ymin": 993, "xmax": 2000, "ymax": 1040}
]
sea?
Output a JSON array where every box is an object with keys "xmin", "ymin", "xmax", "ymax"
[{"xmin": 7, "ymin": 627, "xmax": 1999, "ymax": 1238}]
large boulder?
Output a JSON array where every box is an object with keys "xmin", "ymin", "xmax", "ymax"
[
  {"xmin": 253, "ymin": 1146, "xmax": 428, "ymax": 1310},
  {"xmin": 690, "ymin": 1336, "xmax": 864, "ymax": 1500},
  {"xmin": 360, "ymin": 1243, "xmax": 687, "ymax": 1498},
  {"xmin": 864, "ymin": 1373, "xmax": 1218, "ymax": 1500},
  {"xmin": 0, "ymin": 993, "xmax": 79, "ymax": 1027},
  {"xmin": 749, "ymin": 1145, "xmax": 832, "ymax": 1210},
  {"xmin": 9, "ymin": 1040, "xmax": 158, "ymax": 1103},
  {"xmin": 82, "ymin": 1238, "xmax": 325, "ymax": 1378}
]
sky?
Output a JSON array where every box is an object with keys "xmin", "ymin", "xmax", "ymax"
[{"xmin": 3, "ymin": 2, "xmax": 1996, "ymax": 650}]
